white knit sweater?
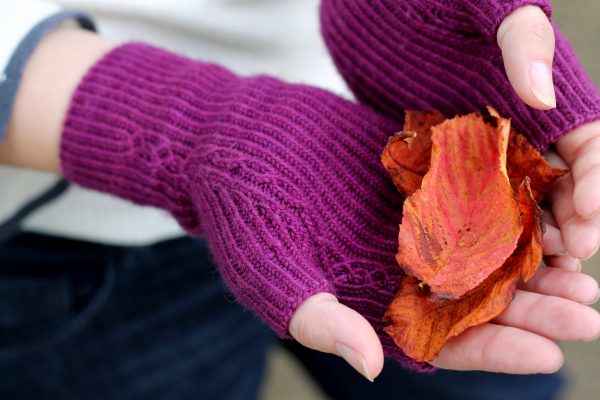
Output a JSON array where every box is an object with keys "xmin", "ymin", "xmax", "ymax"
[{"xmin": 0, "ymin": 0, "xmax": 349, "ymax": 244}]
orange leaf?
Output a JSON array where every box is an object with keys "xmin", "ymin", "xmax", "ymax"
[
  {"xmin": 384, "ymin": 178, "xmax": 545, "ymax": 362},
  {"xmin": 382, "ymin": 108, "xmax": 564, "ymax": 363},
  {"xmin": 384, "ymin": 265, "xmax": 520, "ymax": 362},
  {"xmin": 507, "ymin": 131, "xmax": 567, "ymax": 201},
  {"xmin": 513, "ymin": 177, "xmax": 544, "ymax": 282},
  {"xmin": 381, "ymin": 110, "xmax": 445, "ymax": 196},
  {"xmin": 396, "ymin": 113, "xmax": 523, "ymax": 299}
]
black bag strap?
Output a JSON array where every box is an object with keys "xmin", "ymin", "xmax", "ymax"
[{"xmin": 0, "ymin": 179, "xmax": 70, "ymax": 246}]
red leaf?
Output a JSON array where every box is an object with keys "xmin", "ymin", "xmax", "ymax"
[
  {"xmin": 383, "ymin": 178, "xmax": 545, "ymax": 362},
  {"xmin": 381, "ymin": 110, "xmax": 445, "ymax": 196},
  {"xmin": 513, "ymin": 177, "xmax": 544, "ymax": 282},
  {"xmin": 383, "ymin": 109, "xmax": 566, "ymax": 362},
  {"xmin": 396, "ymin": 113, "xmax": 522, "ymax": 299},
  {"xmin": 507, "ymin": 131, "xmax": 567, "ymax": 201},
  {"xmin": 384, "ymin": 264, "xmax": 520, "ymax": 362}
]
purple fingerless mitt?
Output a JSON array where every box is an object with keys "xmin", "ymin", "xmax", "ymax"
[
  {"xmin": 321, "ymin": 0, "xmax": 600, "ymax": 150},
  {"xmin": 60, "ymin": 43, "xmax": 433, "ymax": 371}
]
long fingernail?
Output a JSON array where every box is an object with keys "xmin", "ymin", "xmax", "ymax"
[
  {"xmin": 336, "ymin": 343, "xmax": 373, "ymax": 382},
  {"xmin": 530, "ymin": 61, "xmax": 556, "ymax": 108}
]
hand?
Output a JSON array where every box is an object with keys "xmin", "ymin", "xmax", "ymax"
[
  {"xmin": 290, "ymin": 247, "xmax": 600, "ymax": 378},
  {"xmin": 289, "ymin": 150, "xmax": 600, "ymax": 379},
  {"xmin": 57, "ymin": 43, "xmax": 428, "ymax": 378},
  {"xmin": 499, "ymin": 8, "xmax": 600, "ymax": 261},
  {"xmin": 498, "ymin": 7, "xmax": 600, "ymax": 260},
  {"xmin": 319, "ymin": 0, "xmax": 600, "ymax": 377},
  {"xmin": 433, "ymin": 260, "xmax": 600, "ymax": 373},
  {"xmin": 545, "ymin": 121, "xmax": 600, "ymax": 259}
]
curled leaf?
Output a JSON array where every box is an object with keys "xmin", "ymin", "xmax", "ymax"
[
  {"xmin": 396, "ymin": 113, "xmax": 522, "ymax": 299},
  {"xmin": 381, "ymin": 110, "xmax": 445, "ymax": 196},
  {"xmin": 384, "ymin": 265, "xmax": 520, "ymax": 362},
  {"xmin": 507, "ymin": 131, "xmax": 568, "ymax": 201},
  {"xmin": 513, "ymin": 178, "xmax": 544, "ymax": 282},
  {"xmin": 383, "ymin": 109, "xmax": 567, "ymax": 362},
  {"xmin": 384, "ymin": 178, "xmax": 545, "ymax": 362}
]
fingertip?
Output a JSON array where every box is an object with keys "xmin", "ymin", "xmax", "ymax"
[
  {"xmin": 544, "ymin": 255, "xmax": 581, "ymax": 272},
  {"xmin": 289, "ymin": 292, "xmax": 384, "ymax": 381},
  {"xmin": 562, "ymin": 220, "xmax": 600, "ymax": 260},
  {"xmin": 584, "ymin": 290, "xmax": 600, "ymax": 306},
  {"xmin": 582, "ymin": 309, "xmax": 600, "ymax": 342},
  {"xmin": 544, "ymin": 351, "xmax": 565, "ymax": 374},
  {"xmin": 497, "ymin": 6, "xmax": 556, "ymax": 110},
  {"xmin": 542, "ymin": 224, "xmax": 567, "ymax": 256},
  {"xmin": 432, "ymin": 324, "xmax": 564, "ymax": 374},
  {"xmin": 574, "ymin": 178, "xmax": 600, "ymax": 220}
]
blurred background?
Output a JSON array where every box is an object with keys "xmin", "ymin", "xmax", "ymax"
[{"xmin": 261, "ymin": 1, "xmax": 600, "ymax": 399}]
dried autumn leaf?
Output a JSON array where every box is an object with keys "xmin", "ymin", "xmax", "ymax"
[
  {"xmin": 507, "ymin": 131, "xmax": 568, "ymax": 201},
  {"xmin": 486, "ymin": 106, "xmax": 567, "ymax": 199},
  {"xmin": 381, "ymin": 110, "xmax": 445, "ymax": 196},
  {"xmin": 384, "ymin": 178, "xmax": 544, "ymax": 362},
  {"xmin": 381, "ymin": 108, "xmax": 567, "ymax": 201},
  {"xmin": 384, "ymin": 267, "xmax": 520, "ymax": 362},
  {"xmin": 382, "ymin": 109, "xmax": 566, "ymax": 362},
  {"xmin": 513, "ymin": 178, "xmax": 544, "ymax": 282},
  {"xmin": 396, "ymin": 113, "xmax": 522, "ymax": 299}
]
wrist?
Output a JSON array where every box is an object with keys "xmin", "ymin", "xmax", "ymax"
[
  {"xmin": 0, "ymin": 27, "xmax": 114, "ymax": 172},
  {"xmin": 60, "ymin": 43, "xmax": 239, "ymax": 234}
]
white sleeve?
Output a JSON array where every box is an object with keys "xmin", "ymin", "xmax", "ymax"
[{"xmin": 0, "ymin": 1, "xmax": 62, "ymax": 73}]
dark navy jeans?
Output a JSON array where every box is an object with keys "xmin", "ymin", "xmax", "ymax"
[{"xmin": 0, "ymin": 233, "xmax": 564, "ymax": 399}]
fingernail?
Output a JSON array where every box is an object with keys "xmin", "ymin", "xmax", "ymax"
[
  {"xmin": 336, "ymin": 343, "xmax": 373, "ymax": 382},
  {"xmin": 530, "ymin": 61, "xmax": 556, "ymax": 108},
  {"xmin": 582, "ymin": 241, "xmax": 600, "ymax": 261},
  {"xmin": 584, "ymin": 208, "xmax": 600, "ymax": 220},
  {"xmin": 584, "ymin": 313, "xmax": 600, "ymax": 342},
  {"xmin": 585, "ymin": 333, "xmax": 600, "ymax": 342},
  {"xmin": 584, "ymin": 290, "xmax": 600, "ymax": 305},
  {"xmin": 545, "ymin": 356, "xmax": 565, "ymax": 373}
]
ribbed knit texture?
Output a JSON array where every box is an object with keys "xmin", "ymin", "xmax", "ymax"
[
  {"xmin": 321, "ymin": 0, "xmax": 600, "ymax": 151},
  {"xmin": 60, "ymin": 43, "xmax": 432, "ymax": 371}
]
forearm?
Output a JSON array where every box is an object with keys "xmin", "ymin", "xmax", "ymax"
[{"xmin": 0, "ymin": 26, "xmax": 114, "ymax": 172}]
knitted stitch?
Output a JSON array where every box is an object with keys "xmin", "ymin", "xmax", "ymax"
[
  {"xmin": 321, "ymin": 0, "xmax": 600, "ymax": 150},
  {"xmin": 60, "ymin": 43, "xmax": 432, "ymax": 371}
]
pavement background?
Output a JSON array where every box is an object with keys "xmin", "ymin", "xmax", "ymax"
[{"xmin": 261, "ymin": 1, "xmax": 600, "ymax": 398}]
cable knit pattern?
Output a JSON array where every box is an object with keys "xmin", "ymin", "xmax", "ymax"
[
  {"xmin": 321, "ymin": 0, "xmax": 600, "ymax": 150},
  {"xmin": 60, "ymin": 43, "xmax": 433, "ymax": 371}
]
